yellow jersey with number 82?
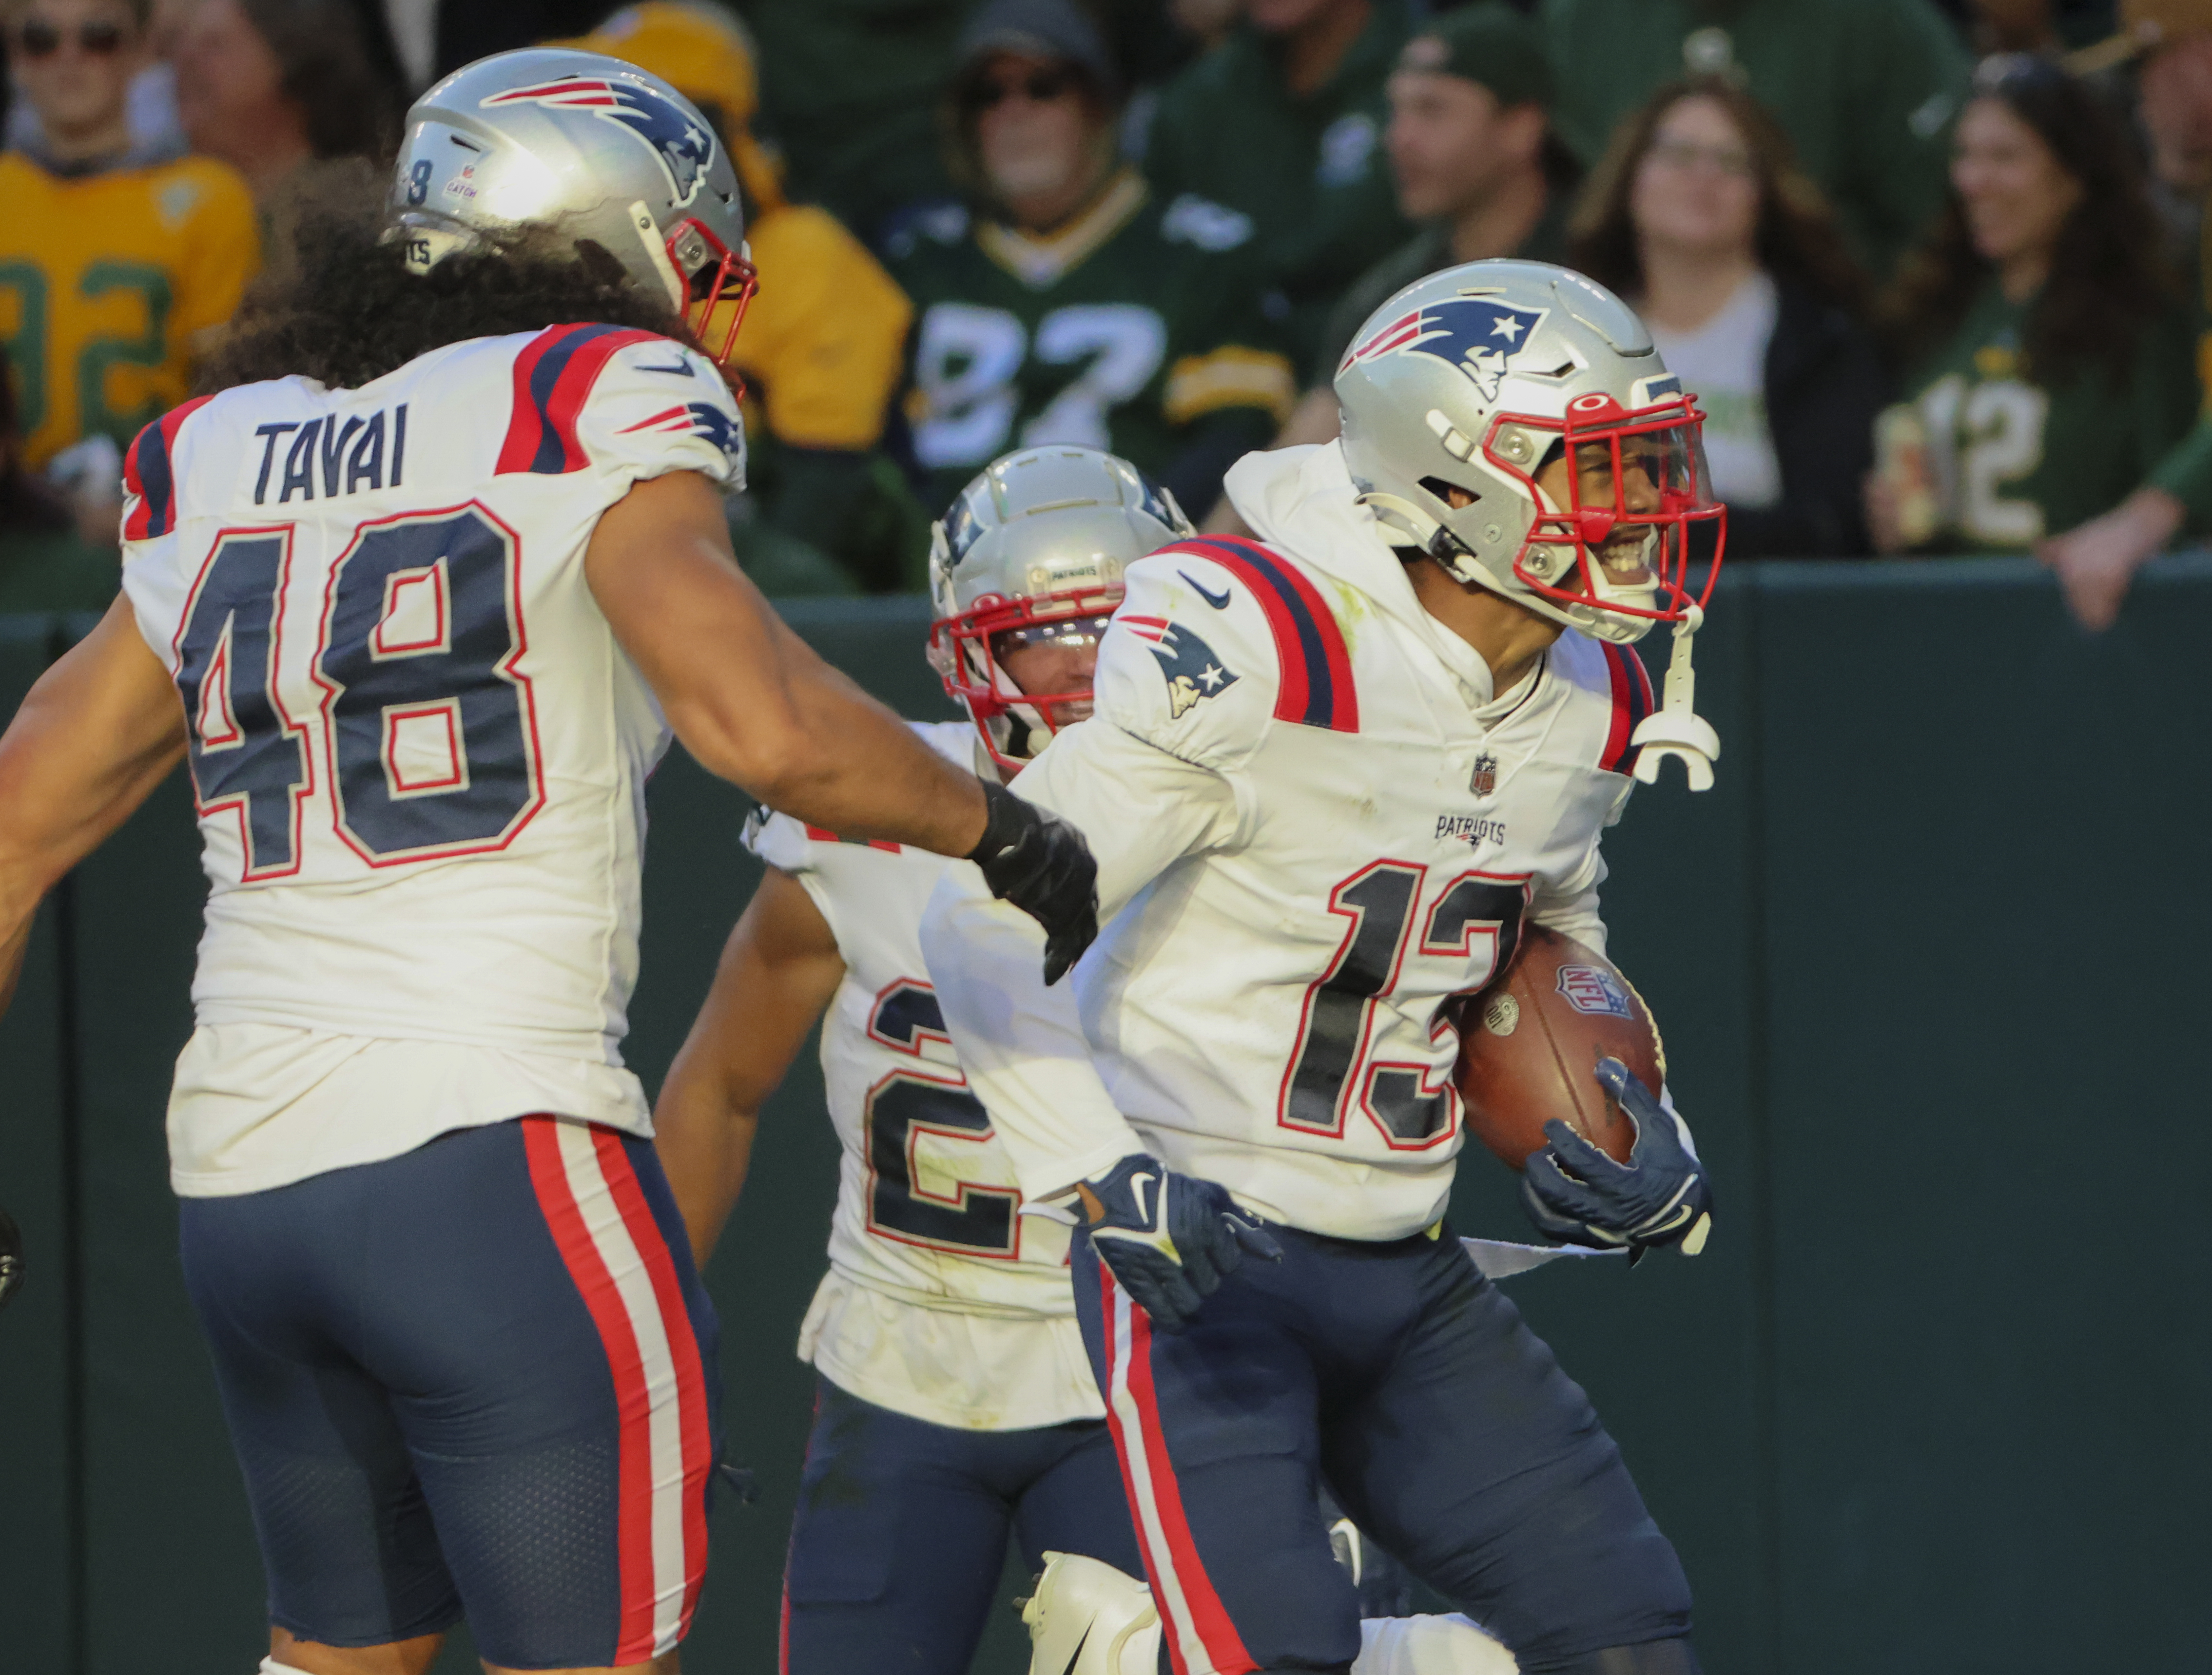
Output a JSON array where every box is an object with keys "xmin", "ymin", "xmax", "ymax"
[{"xmin": 0, "ymin": 150, "xmax": 260, "ymax": 469}]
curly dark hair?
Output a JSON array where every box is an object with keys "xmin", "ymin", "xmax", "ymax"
[
  {"xmin": 1882, "ymin": 54, "xmax": 2176, "ymax": 385},
  {"xmin": 198, "ymin": 188, "xmax": 696, "ymax": 394},
  {"xmin": 1567, "ymin": 74, "xmax": 1869, "ymax": 316}
]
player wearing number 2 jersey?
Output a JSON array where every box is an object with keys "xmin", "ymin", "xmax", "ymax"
[
  {"xmin": 923, "ymin": 263, "xmax": 1723, "ymax": 1675},
  {"xmin": 0, "ymin": 48, "xmax": 1097, "ymax": 1675},
  {"xmin": 653, "ymin": 446, "xmax": 1170, "ymax": 1675}
]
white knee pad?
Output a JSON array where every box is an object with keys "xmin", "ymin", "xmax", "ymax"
[
  {"xmin": 1356, "ymin": 1613, "xmax": 1520, "ymax": 1675},
  {"xmin": 258, "ymin": 1660, "xmax": 317, "ymax": 1675},
  {"xmin": 1022, "ymin": 1551, "xmax": 1163, "ymax": 1675}
]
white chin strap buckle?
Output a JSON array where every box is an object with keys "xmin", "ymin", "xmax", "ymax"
[{"xmin": 1631, "ymin": 602, "xmax": 1722, "ymax": 792}]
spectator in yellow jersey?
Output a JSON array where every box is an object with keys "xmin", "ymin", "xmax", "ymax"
[
  {"xmin": 568, "ymin": 1, "xmax": 913, "ymax": 593},
  {"xmin": 0, "ymin": 0, "xmax": 259, "ymax": 542}
]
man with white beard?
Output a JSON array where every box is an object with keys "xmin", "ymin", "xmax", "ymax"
[{"xmin": 884, "ymin": 0, "xmax": 1296, "ymax": 524}]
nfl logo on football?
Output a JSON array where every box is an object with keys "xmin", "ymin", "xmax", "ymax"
[
  {"xmin": 1470, "ymin": 752, "xmax": 1499, "ymax": 798},
  {"xmin": 1556, "ymin": 964, "xmax": 1634, "ymax": 1020}
]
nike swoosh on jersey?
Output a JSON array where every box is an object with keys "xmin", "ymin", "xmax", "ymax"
[
  {"xmin": 636, "ymin": 358, "xmax": 698, "ymax": 378},
  {"xmin": 1180, "ymin": 571, "xmax": 1233, "ymax": 609}
]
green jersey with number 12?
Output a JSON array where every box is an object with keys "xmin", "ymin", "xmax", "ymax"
[
  {"xmin": 1898, "ymin": 280, "xmax": 2197, "ymax": 550},
  {"xmin": 885, "ymin": 169, "xmax": 1295, "ymax": 513}
]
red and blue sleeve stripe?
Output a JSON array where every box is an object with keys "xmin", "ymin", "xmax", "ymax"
[
  {"xmin": 1167, "ymin": 536, "xmax": 1359, "ymax": 733},
  {"xmin": 120, "ymin": 395, "xmax": 215, "ymax": 541},
  {"xmin": 495, "ymin": 323, "xmax": 666, "ymax": 476},
  {"xmin": 1600, "ymin": 641, "xmax": 1656, "ymax": 774}
]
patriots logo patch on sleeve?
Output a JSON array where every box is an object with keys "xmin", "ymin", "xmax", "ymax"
[
  {"xmin": 618, "ymin": 401, "xmax": 745, "ymax": 467},
  {"xmin": 1342, "ymin": 295, "xmax": 1549, "ymax": 401},
  {"xmin": 1124, "ymin": 616, "xmax": 1239, "ymax": 719},
  {"xmin": 481, "ymin": 75, "xmax": 714, "ymax": 207}
]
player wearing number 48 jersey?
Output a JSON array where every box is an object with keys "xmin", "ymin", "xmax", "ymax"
[
  {"xmin": 0, "ymin": 47, "xmax": 1097, "ymax": 1675},
  {"xmin": 922, "ymin": 261, "xmax": 1724, "ymax": 1675}
]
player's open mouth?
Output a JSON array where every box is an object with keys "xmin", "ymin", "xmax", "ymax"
[{"xmin": 1594, "ymin": 536, "xmax": 1653, "ymax": 587}]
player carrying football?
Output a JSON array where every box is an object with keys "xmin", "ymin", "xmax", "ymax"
[
  {"xmin": 0, "ymin": 49, "xmax": 1095, "ymax": 1675},
  {"xmin": 921, "ymin": 259, "xmax": 1722, "ymax": 1675}
]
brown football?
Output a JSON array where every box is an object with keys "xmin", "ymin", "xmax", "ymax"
[{"xmin": 1455, "ymin": 926, "xmax": 1665, "ymax": 1170}]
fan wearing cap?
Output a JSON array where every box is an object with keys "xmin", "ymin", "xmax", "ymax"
[
  {"xmin": 885, "ymin": 0, "xmax": 1296, "ymax": 525},
  {"xmin": 1268, "ymin": 3, "xmax": 1577, "ymax": 459},
  {"xmin": 564, "ymin": 2, "xmax": 916, "ymax": 589}
]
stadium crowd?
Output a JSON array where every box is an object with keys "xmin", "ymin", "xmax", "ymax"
[{"xmin": 4, "ymin": 0, "xmax": 2212, "ymax": 626}]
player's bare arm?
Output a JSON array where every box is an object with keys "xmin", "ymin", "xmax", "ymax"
[
  {"xmin": 0, "ymin": 597, "xmax": 186, "ymax": 1014},
  {"xmin": 587, "ymin": 470, "xmax": 1097, "ymax": 979},
  {"xmin": 653, "ymin": 866, "xmax": 845, "ymax": 1266},
  {"xmin": 587, "ymin": 470, "xmax": 987, "ymax": 851}
]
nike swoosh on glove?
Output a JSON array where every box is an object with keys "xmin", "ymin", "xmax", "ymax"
[
  {"xmin": 1521, "ymin": 1058, "xmax": 1714, "ymax": 1257},
  {"xmin": 968, "ymin": 779, "xmax": 1099, "ymax": 985},
  {"xmin": 1078, "ymin": 1154, "xmax": 1282, "ymax": 1332}
]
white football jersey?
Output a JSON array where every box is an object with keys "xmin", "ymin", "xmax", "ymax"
[
  {"xmin": 923, "ymin": 442, "xmax": 1672, "ymax": 1243},
  {"xmin": 117, "ymin": 324, "xmax": 746, "ymax": 1195},
  {"xmin": 746, "ymin": 721, "xmax": 1103, "ymax": 1431}
]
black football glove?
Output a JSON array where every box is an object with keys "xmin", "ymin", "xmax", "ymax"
[
  {"xmin": 967, "ymin": 778, "xmax": 1099, "ymax": 985},
  {"xmin": 1078, "ymin": 1153, "xmax": 1282, "ymax": 1332},
  {"xmin": 0, "ymin": 1201, "xmax": 23, "ymax": 1313},
  {"xmin": 1521, "ymin": 1058, "xmax": 1713, "ymax": 1257}
]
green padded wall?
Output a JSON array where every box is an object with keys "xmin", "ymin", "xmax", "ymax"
[
  {"xmin": 0, "ymin": 620, "xmax": 73, "ymax": 1672},
  {"xmin": 1, "ymin": 558, "xmax": 2207, "ymax": 1675}
]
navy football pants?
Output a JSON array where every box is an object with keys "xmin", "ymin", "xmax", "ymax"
[
  {"xmin": 180, "ymin": 1117, "xmax": 721, "ymax": 1669},
  {"xmin": 1071, "ymin": 1223, "xmax": 1691, "ymax": 1675},
  {"xmin": 781, "ymin": 1375, "xmax": 1144, "ymax": 1674}
]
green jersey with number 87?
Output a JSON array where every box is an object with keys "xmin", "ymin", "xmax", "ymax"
[
  {"xmin": 1890, "ymin": 279, "xmax": 2197, "ymax": 551},
  {"xmin": 885, "ymin": 169, "xmax": 1296, "ymax": 514}
]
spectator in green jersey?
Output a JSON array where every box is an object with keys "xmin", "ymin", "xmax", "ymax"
[
  {"xmin": 1539, "ymin": 0, "xmax": 1971, "ymax": 280},
  {"xmin": 1272, "ymin": 3, "xmax": 1576, "ymax": 453},
  {"xmin": 887, "ymin": 0, "xmax": 1296, "ymax": 528},
  {"xmin": 1140, "ymin": 0, "xmax": 1412, "ymax": 366},
  {"xmin": 1569, "ymin": 76, "xmax": 1887, "ymax": 557},
  {"xmin": 1867, "ymin": 54, "xmax": 2196, "ymax": 558}
]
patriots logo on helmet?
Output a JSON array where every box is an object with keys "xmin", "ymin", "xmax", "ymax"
[
  {"xmin": 619, "ymin": 401, "xmax": 745, "ymax": 468},
  {"xmin": 1122, "ymin": 615, "xmax": 1238, "ymax": 719},
  {"xmin": 1345, "ymin": 295, "xmax": 1550, "ymax": 402},
  {"xmin": 482, "ymin": 75, "xmax": 715, "ymax": 208}
]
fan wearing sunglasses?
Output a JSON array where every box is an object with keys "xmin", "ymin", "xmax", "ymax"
[
  {"xmin": 884, "ymin": 0, "xmax": 1296, "ymax": 531},
  {"xmin": 0, "ymin": 0, "xmax": 259, "ymax": 507}
]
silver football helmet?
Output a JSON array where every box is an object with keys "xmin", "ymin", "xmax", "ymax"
[
  {"xmin": 929, "ymin": 445, "xmax": 1191, "ymax": 775},
  {"xmin": 1335, "ymin": 258, "xmax": 1722, "ymax": 646},
  {"xmin": 388, "ymin": 48, "xmax": 757, "ymax": 364}
]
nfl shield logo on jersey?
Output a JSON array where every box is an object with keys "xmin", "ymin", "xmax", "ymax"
[
  {"xmin": 1344, "ymin": 295, "xmax": 1549, "ymax": 402},
  {"xmin": 482, "ymin": 75, "xmax": 715, "ymax": 207},
  {"xmin": 1470, "ymin": 752, "xmax": 1498, "ymax": 798},
  {"xmin": 1123, "ymin": 616, "xmax": 1238, "ymax": 719},
  {"xmin": 1556, "ymin": 964, "xmax": 1634, "ymax": 1020}
]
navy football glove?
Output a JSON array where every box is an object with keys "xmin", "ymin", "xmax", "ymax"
[
  {"xmin": 967, "ymin": 779, "xmax": 1099, "ymax": 985},
  {"xmin": 1521, "ymin": 1059, "xmax": 1714, "ymax": 1257},
  {"xmin": 1077, "ymin": 1153, "xmax": 1282, "ymax": 1332}
]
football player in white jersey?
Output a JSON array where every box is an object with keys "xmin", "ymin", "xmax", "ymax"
[
  {"xmin": 919, "ymin": 260, "xmax": 1723, "ymax": 1675},
  {"xmin": 655, "ymin": 443, "xmax": 1519, "ymax": 1675},
  {"xmin": 652, "ymin": 444, "xmax": 1162, "ymax": 1675},
  {"xmin": 0, "ymin": 49, "xmax": 1096, "ymax": 1675}
]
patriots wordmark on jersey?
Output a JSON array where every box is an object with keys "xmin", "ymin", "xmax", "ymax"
[
  {"xmin": 922, "ymin": 441, "xmax": 1659, "ymax": 1242},
  {"xmin": 116, "ymin": 324, "xmax": 746, "ymax": 1197},
  {"xmin": 745, "ymin": 720, "xmax": 1105, "ymax": 1433}
]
